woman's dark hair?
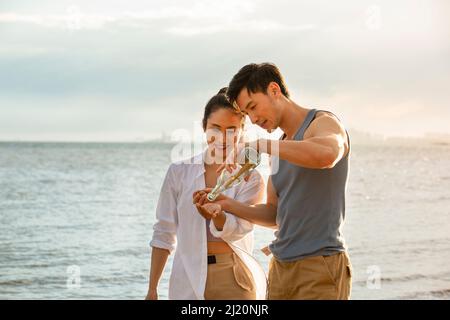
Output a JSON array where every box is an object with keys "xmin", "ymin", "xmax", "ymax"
[
  {"xmin": 202, "ymin": 87, "xmax": 243, "ymax": 131},
  {"xmin": 226, "ymin": 62, "xmax": 290, "ymax": 103}
]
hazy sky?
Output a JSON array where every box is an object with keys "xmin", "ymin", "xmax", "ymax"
[{"xmin": 1, "ymin": 0, "xmax": 449, "ymax": 141}]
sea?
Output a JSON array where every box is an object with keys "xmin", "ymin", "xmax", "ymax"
[{"xmin": 0, "ymin": 140, "xmax": 449, "ymax": 299}]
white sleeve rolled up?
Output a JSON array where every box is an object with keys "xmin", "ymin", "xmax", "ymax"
[{"xmin": 150, "ymin": 164, "xmax": 179, "ymax": 254}]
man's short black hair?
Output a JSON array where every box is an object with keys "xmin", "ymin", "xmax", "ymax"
[{"xmin": 226, "ymin": 63, "xmax": 290, "ymax": 104}]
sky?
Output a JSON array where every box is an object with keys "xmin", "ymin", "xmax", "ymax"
[{"xmin": 0, "ymin": 0, "xmax": 449, "ymax": 141}]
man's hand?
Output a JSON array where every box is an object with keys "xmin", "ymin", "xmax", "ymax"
[
  {"xmin": 215, "ymin": 140, "xmax": 265, "ymax": 181},
  {"xmin": 193, "ymin": 188, "xmax": 232, "ymax": 209}
]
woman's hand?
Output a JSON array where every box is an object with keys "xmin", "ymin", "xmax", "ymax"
[
  {"xmin": 216, "ymin": 142, "xmax": 244, "ymax": 174},
  {"xmin": 145, "ymin": 288, "xmax": 158, "ymax": 300},
  {"xmin": 193, "ymin": 190, "xmax": 230, "ymax": 230},
  {"xmin": 195, "ymin": 202, "xmax": 222, "ymax": 220},
  {"xmin": 194, "ymin": 202, "xmax": 227, "ymax": 231}
]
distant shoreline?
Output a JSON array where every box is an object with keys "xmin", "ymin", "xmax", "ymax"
[
  {"xmin": 0, "ymin": 138, "xmax": 448, "ymax": 147},
  {"xmin": 0, "ymin": 140, "xmax": 177, "ymax": 145}
]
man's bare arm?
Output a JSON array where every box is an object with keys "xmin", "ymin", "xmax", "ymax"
[
  {"xmin": 259, "ymin": 114, "xmax": 349, "ymax": 169},
  {"xmin": 221, "ymin": 176, "xmax": 278, "ymax": 228}
]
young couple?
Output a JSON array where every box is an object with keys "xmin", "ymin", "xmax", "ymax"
[{"xmin": 147, "ymin": 63, "xmax": 352, "ymax": 300}]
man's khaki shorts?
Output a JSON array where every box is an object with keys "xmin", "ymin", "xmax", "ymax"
[{"xmin": 268, "ymin": 251, "xmax": 352, "ymax": 300}]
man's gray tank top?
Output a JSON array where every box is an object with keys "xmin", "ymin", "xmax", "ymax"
[{"xmin": 269, "ymin": 109, "xmax": 350, "ymax": 262}]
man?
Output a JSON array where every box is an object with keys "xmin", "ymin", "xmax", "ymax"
[{"xmin": 194, "ymin": 62, "xmax": 352, "ymax": 300}]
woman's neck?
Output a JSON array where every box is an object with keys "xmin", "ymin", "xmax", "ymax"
[{"xmin": 204, "ymin": 149, "xmax": 228, "ymax": 168}]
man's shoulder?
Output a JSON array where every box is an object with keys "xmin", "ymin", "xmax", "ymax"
[
  {"xmin": 306, "ymin": 110, "xmax": 346, "ymax": 137},
  {"xmin": 315, "ymin": 110, "xmax": 341, "ymax": 123}
]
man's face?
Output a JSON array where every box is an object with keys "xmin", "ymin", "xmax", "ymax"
[{"xmin": 235, "ymin": 86, "xmax": 280, "ymax": 133}]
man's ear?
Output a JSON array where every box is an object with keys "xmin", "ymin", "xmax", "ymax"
[{"xmin": 267, "ymin": 81, "xmax": 281, "ymax": 97}]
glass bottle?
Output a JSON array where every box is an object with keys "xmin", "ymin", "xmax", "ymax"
[{"xmin": 207, "ymin": 147, "xmax": 261, "ymax": 201}]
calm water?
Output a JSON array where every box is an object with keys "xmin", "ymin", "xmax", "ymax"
[{"xmin": 0, "ymin": 141, "xmax": 449, "ymax": 299}]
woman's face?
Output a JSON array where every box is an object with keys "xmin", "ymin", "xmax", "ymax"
[{"xmin": 205, "ymin": 108, "xmax": 243, "ymax": 161}]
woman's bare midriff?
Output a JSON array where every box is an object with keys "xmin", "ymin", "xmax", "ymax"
[{"xmin": 207, "ymin": 241, "xmax": 233, "ymax": 254}]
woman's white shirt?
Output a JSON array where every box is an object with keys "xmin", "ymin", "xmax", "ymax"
[{"xmin": 150, "ymin": 152, "xmax": 267, "ymax": 299}]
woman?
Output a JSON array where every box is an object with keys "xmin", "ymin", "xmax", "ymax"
[{"xmin": 146, "ymin": 88, "xmax": 266, "ymax": 300}]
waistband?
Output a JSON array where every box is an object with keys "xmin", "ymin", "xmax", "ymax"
[{"xmin": 207, "ymin": 252, "xmax": 235, "ymax": 264}]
